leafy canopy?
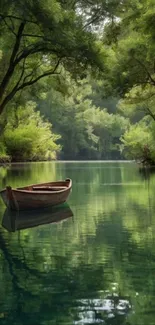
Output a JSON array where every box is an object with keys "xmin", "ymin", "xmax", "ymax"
[{"xmin": 0, "ymin": 0, "xmax": 107, "ymax": 114}]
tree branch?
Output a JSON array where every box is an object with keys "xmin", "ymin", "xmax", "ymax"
[
  {"xmin": 0, "ymin": 22, "xmax": 25, "ymax": 100},
  {"xmin": 83, "ymin": 10, "xmax": 102, "ymax": 29},
  {"xmin": 15, "ymin": 46, "xmax": 60, "ymax": 66},
  {"xmin": 145, "ymin": 106, "xmax": 155, "ymax": 121},
  {"xmin": 3, "ymin": 18, "xmax": 17, "ymax": 36},
  {"xmin": 16, "ymin": 59, "xmax": 61, "ymax": 92},
  {"xmin": 10, "ymin": 22, "xmax": 25, "ymax": 65},
  {"xmin": 12, "ymin": 58, "xmax": 26, "ymax": 92},
  {"xmin": 0, "ymin": 14, "xmax": 37, "ymax": 25},
  {"xmin": 0, "ymin": 58, "xmax": 62, "ymax": 114},
  {"xmin": 134, "ymin": 58, "xmax": 155, "ymax": 86},
  {"xmin": 21, "ymin": 62, "xmax": 43, "ymax": 85}
]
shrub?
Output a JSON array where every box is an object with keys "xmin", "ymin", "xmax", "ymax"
[{"xmin": 3, "ymin": 102, "xmax": 61, "ymax": 161}]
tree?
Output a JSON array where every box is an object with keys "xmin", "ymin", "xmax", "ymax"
[
  {"xmin": 118, "ymin": 85, "xmax": 155, "ymax": 121},
  {"xmin": 77, "ymin": 0, "xmax": 127, "ymax": 29},
  {"xmin": 100, "ymin": 0, "xmax": 155, "ymax": 97},
  {"xmin": 96, "ymin": 0, "xmax": 155, "ymax": 164},
  {"xmin": 38, "ymin": 77, "xmax": 129, "ymax": 160},
  {"xmin": 82, "ymin": 107, "xmax": 129, "ymax": 159},
  {"xmin": 0, "ymin": 0, "xmax": 107, "ymax": 115}
]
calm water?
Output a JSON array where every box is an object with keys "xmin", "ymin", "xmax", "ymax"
[{"xmin": 0, "ymin": 161, "xmax": 155, "ymax": 325}]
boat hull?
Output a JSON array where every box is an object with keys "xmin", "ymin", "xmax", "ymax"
[{"xmin": 0, "ymin": 179, "xmax": 72, "ymax": 210}]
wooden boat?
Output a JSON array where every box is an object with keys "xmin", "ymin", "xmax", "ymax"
[
  {"xmin": 2, "ymin": 203, "xmax": 73, "ymax": 232},
  {"xmin": 0, "ymin": 178, "xmax": 72, "ymax": 210}
]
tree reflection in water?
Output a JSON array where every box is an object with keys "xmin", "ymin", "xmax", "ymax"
[
  {"xmin": 0, "ymin": 162, "xmax": 155, "ymax": 324},
  {"xmin": 74, "ymin": 296, "xmax": 131, "ymax": 324}
]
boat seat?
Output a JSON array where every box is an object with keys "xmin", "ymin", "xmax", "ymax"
[{"xmin": 32, "ymin": 186, "xmax": 67, "ymax": 191}]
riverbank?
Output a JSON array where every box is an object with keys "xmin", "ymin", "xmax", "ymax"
[
  {"xmin": 0, "ymin": 155, "xmax": 57, "ymax": 164},
  {"xmin": 0, "ymin": 155, "xmax": 11, "ymax": 164}
]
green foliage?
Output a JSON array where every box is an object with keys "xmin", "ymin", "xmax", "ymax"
[
  {"xmin": 117, "ymin": 80, "xmax": 155, "ymax": 165},
  {"xmin": 100, "ymin": 0, "xmax": 155, "ymax": 97},
  {"xmin": 82, "ymin": 107, "xmax": 129, "ymax": 159},
  {"xmin": 93, "ymin": 0, "xmax": 155, "ymax": 164},
  {"xmin": 0, "ymin": 143, "xmax": 10, "ymax": 163},
  {"xmin": 0, "ymin": 0, "xmax": 108, "ymax": 114},
  {"xmin": 118, "ymin": 85, "xmax": 155, "ymax": 120},
  {"xmin": 39, "ymin": 78, "xmax": 129, "ymax": 160},
  {"xmin": 2, "ymin": 0, "xmax": 155, "ymax": 163},
  {"xmin": 3, "ymin": 101, "xmax": 61, "ymax": 161},
  {"xmin": 121, "ymin": 118, "xmax": 155, "ymax": 164},
  {"xmin": 121, "ymin": 123, "xmax": 151, "ymax": 160}
]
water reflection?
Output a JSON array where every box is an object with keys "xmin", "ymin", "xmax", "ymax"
[
  {"xmin": 138, "ymin": 166, "xmax": 155, "ymax": 180},
  {"xmin": 0, "ymin": 162, "xmax": 155, "ymax": 325},
  {"xmin": 2, "ymin": 203, "xmax": 73, "ymax": 232},
  {"xmin": 74, "ymin": 295, "xmax": 131, "ymax": 324}
]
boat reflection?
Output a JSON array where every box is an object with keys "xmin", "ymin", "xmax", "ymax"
[{"xmin": 2, "ymin": 203, "xmax": 73, "ymax": 232}]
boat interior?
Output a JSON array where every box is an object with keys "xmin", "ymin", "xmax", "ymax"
[{"xmin": 16, "ymin": 180, "xmax": 70, "ymax": 192}]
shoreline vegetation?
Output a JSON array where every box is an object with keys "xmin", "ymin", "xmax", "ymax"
[
  {"xmin": 0, "ymin": 1, "xmax": 155, "ymax": 166},
  {"xmin": 0, "ymin": 157, "xmax": 153, "ymax": 166},
  {"xmin": 0, "ymin": 155, "xmax": 10, "ymax": 164}
]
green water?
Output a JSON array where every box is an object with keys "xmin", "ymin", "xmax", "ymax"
[{"xmin": 0, "ymin": 161, "xmax": 155, "ymax": 325}]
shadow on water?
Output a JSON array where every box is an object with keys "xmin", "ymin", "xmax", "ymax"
[
  {"xmin": 138, "ymin": 166, "xmax": 155, "ymax": 180},
  {"xmin": 1, "ymin": 203, "xmax": 73, "ymax": 232}
]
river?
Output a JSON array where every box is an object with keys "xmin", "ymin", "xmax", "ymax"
[{"xmin": 0, "ymin": 161, "xmax": 154, "ymax": 325}]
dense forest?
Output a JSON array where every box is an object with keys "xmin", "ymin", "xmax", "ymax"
[{"xmin": 0, "ymin": 0, "xmax": 155, "ymax": 163}]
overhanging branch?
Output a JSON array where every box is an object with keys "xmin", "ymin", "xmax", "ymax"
[
  {"xmin": 15, "ymin": 46, "xmax": 60, "ymax": 66},
  {"xmin": 0, "ymin": 58, "xmax": 62, "ymax": 114},
  {"xmin": 134, "ymin": 58, "xmax": 155, "ymax": 86},
  {"xmin": 3, "ymin": 18, "xmax": 16, "ymax": 36},
  {"xmin": 0, "ymin": 14, "xmax": 37, "ymax": 25},
  {"xmin": 0, "ymin": 21, "xmax": 25, "ymax": 99},
  {"xmin": 16, "ymin": 59, "xmax": 61, "ymax": 91},
  {"xmin": 145, "ymin": 106, "xmax": 155, "ymax": 121},
  {"xmin": 12, "ymin": 58, "xmax": 26, "ymax": 93}
]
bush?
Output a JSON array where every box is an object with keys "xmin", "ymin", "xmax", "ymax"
[
  {"xmin": 0, "ymin": 141, "xmax": 11, "ymax": 163},
  {"xmin": 3, "ymin": 102, "xmax": 61, "ymax": 161},
  {"xmin": 121, "ymin": 122, "xmax": 155, "ymax": 164}
]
